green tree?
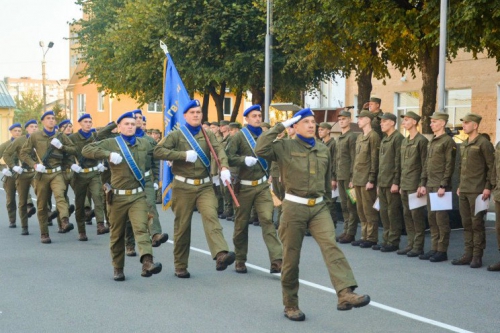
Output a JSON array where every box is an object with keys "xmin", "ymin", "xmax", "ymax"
[{"xmin": 13, "ymin": 90, "xmax": 43, "ymax": 125}]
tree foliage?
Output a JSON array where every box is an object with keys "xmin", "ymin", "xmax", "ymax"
[{"xmin": 13, "ymin": 90, "xmax": 43, "ymax": 124}]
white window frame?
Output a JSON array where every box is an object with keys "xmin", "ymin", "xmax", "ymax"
[
  {"xmin": 147, "ymin": 101, "xmax": 162, "ymax": 113},
  {"xmin": 445, "ymin": 88, "xmax": 472, "ymax": 128},
  {"xmin": 97, "ymin": 91, "xmax": 105, "ymax": 112},
  {"xmin": 77, "ymin": 94, "xmax": 86, "ymax": 118}
]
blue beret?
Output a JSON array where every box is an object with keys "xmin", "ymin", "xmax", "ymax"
[
  {"xmin": 142, "ymin": 116, "xmax": 146, "ymax": 122},
  {"xmin": 117, "ymin": 111, "xmax": 136, "ymax": 124},
  {"xmin": 294, "ymin": 108, "xmax": 314, "ymax": 121},
  {"xmin": 9, "ymin": 123, "xmax": 21, "ymax": 131},
  {"xmin": 183, "ymin": 99, "xmax": 201, "ymax": 114},
  {"xmin": 58, "ymin": 119, "xmax": 72, "ymax": 128},
  {"xmin": 78, "ymin": 113, "xmax": 92, "ymax": 122},
  {"xmin": 24, "ymin": 119, "xmax": 37, "ymax": 129},
  {"xmin": 41, "ymin": 110, "xmax": 55, "ymax": 120},
  {"xmin": 243, "ymin": 105, "xmax": 261, "ymax": 117},
  {"xmin": 133, "ymin": 109, "xmax": 142, "ymax": 116},
  {"xmin": 107, "ymin": 121, "xmax": 114, "ymax": 126}
]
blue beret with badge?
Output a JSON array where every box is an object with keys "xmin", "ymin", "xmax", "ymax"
[
  {"xmin": 58, "ymin": 119, "xmax": 72, "ymax": 128},
  {"xmin": 9, "ymin": 122, "xmax": 21, "ymax": 131},
  {"xmin": 183, "ymin": 99, "xmax": 201, "ymax": 114},
  {"xmin": 294, "ymin": 107, "xmax": 314, "ymax": 120},
  {"xmin": 24, "ymin": 119, "xmax": 37, "ymax": 129},
  {"xmin": 41, "ymin": 110, "xmax": 55, "ymax": 120},
  {"xmin": 133, "ymin": 109, "xmax": 143, "ymax": 116},
  {"xmin": 117, "ymin": 111, "xmax": 136, "ymax": 124},
  {"xmin": 78, "ymin": 113, "xmax": 92, "ymax": 122},
  {"xmin": 243, "ymin": 104, "xmax": 262, "ymax": 117}
]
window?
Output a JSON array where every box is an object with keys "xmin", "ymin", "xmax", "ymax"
[
  {"xmin": 353, "ymin": 95, "xmax": 358, "ymax": 112},
  {"xmin": 395, "ymin": 91, "xmax": 420, "ymax": 133},
  {"xmin": 77, "ymin": 94, "xmax": 86, "ymax": 117},
  {"xmin": 445, "ymin": 89, "xmax": 471, "ymax": 127},
  {"xmin": 223, "ymin": 97, "xmax": 232, "ymax": 116},
  {"xmin": 98, "ymin": 91, "xmax": 105, "ymax": 112},
  {"xmin": 68, "ymin": 92, "xmax": 73, "ymax": 113},
  {"xmin": 148, "ymin": 101, "xmax": 162, "ymax": 113}
]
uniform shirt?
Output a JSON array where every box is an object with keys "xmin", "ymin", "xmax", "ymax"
[
  {"xmin": 19, "ymin": 130, "xmax": 76, "ymax": 169},
  {"xmin": 422, "ymin": 133, "xmax": 456, "ymax": 188},
  {"xmin": 226, "ymin": 128, "xmax": 269, "ymax": 181},
  {"xmin": 211, "ymin": 134, "xmax": 230, "ymax": 176},
  {"xmin": 334, "ymin": 129, "xmax": 357, "ymax": 181},
  {"xmin": 140, "ymin": 134, "xmax": 160, "ymax": 180},
  {"xmin": 400, "ymin": 132, "xmax": 428, "ymax": 191},
  {"xmin": 255, "ymin": 123, "xmax": 332, "ymax": 200},
  {"xmin": 377, "ymin": 130, "xmax": 404, "ymax": 187},
  {"xmin": 153, "ymin": 128, "xmax": 228, "ymax": 179},
  {"xmin": 458, "ymin": 134, "xmax": 494, "ymax": 193},
  {"xmin": 69, "ymin": 131, "xmax": 100, "ymax": 168},
  {"xmin": 0, "ymin": 138, "xmax": 16, "ymax": 168},
  {"xmin": 322, "ymin": 137, "xmax": 336, "ymax": 181},
  {"xmin": 491, "ymin": 142, "xmax": 500, "ymax": 200},
  {"xmin": 371, "ymin": 110, "xmax": 384, "ymax": 139},
  {"xmin": 3, "ymin": 135, "xmax": 31, "ymax": 169},
  {"xmin": 82, "ymin": 136, "xmax": 151, "ymax": 190},
  {"xmin": 352, "ymin": 130, "xmax": 381, "ymax": 186}
]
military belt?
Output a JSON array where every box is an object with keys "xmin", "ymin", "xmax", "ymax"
[
  {"xmin": 240, "ymin": 176, "xmax": 267, "ymax": 186},
  {"xmin": 113, "ymin": 187, "xmax": 144, "ymax": 195},
  {"xmin": 284, "ymin": 193, "xmax": 323, "ymax": 207},
  {"xmin": 81, "ymin": 166, "xmax": 99, "ymax": 173},
  {"xmin": 174, "ymin": 175, "xmax": 210, "ymax": 186},
  {"xmin": 41, "ymin": 166, "xmax": 62, "ymax": 174},
  {"xmin": 22, "ymin": 168, "xmax": 35, "ymax": 172}
]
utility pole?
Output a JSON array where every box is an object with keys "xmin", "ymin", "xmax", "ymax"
[
  {"xmin": 264, "ymin": 0, "xmax": 273, "ymax": 122},
  {"xmin": 437, "ymin": 0, "xmax": 447, "ymax": 112},
  {"xmin": 40, "ymin": 41, "xmax": 54, "ymax": 112}
]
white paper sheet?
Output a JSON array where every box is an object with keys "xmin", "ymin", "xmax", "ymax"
[
  {"xmin": 429, "ymin": 192, "xmax": 452, "ymax": 211},
  {"xmin": 408, "ymin": 192, "xmax": 427, "ymax": 210},
  {"xmin": 332, "ymin": 187, "xmax": 339, "ymax": 198},
  {"xmin": 373, "ymin": 197, "xmax": 380, "ymax": 211},
  {"xmin": 475, "ymin": 194, "xmax": 490, "ymax": 216}
]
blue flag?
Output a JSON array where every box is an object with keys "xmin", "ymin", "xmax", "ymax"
[{"xmin": 161, "ymin": 52, "xmax": 190, "ymax": 209}]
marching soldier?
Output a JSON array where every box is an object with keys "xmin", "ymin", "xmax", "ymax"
[
  {"xmin": 399, "ymin": 111, "xmax": 428, "ymax": 257},
  {"xmin": 82, "ymin": 111, "xmax": 162, "ymax": 281},
  {"xmin": 255, "ymin": 108, "xmax": 370, "ymax": 321},
  {"xmin": 318, "ymin": 122, "xmax": 338, "ymax": 228},
  {"xmin": 333, "ymin": 111, "xmax": 360, "ymax": 244},
  {"xmin": 269, "ymin": 130, "xmax": 286, "ymax": 228},
  {"xmin": 376, "ymin": 113, "xmax": 404, "ymax": 252},
  {"xmin": 19, "ymin": 111, "xmax": 76, "ymax": 243},
  {"xmin": 226, "ymin": 105, "xmax": 283, "ymax": 274},
  {"xmin": 0, "ymin": 122, "xmax": 23, "ymax": 227},
  {"xmin": 217, "ymin": 120, "xmax": 231, "ymax": 219},
  {"xmin": 452, "ymin": 113, "xmax": 494, "ymax": 268},
  {"xmin": 209, "ymin": 121, "xmax": 224, "ymax": 215},
  {"xmin": 153, "ymin": 99, "xmax": 235, "ymax": 278},
  {"xmin": 419, "ymin": 112, "xmax": 457, "ymax": 262},
  {"xmin": 2, "ymin": 120, "xmax": 39, "ymax": 235},
  {"xmin": 351, "ymin": 111, "xmax": 381, "ymax": 248},
  {"xmin": 224, "ymin": 122, "xmax": 241, "ymax": 221}
]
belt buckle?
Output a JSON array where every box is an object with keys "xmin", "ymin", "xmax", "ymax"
[
  {"xmin": 252, "ymin": 180, "xmax": 258, "ymax": 186},
  {"xmin": 307, "ymin": 199, "xmax": 316, "ymax": 206},
  {"xmin": 47, "ymin": 169, "xmax": 53, "ymax": 174},
  {"xmin": 193, "ymin": 179, "xmax": 201, "ymax": 185},
  {"xmin": 125, "ymin": 189, "xmax": 132, "ymax": 195}
]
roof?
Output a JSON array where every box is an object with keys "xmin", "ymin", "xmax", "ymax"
[{"xmin": 0, "ymin": 81, "xmax": 16, "ymax": 108}]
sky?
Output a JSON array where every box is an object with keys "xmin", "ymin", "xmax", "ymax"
[{"xmin": 0, "ymin": 0, "xmax": 82, "ymax": 81}]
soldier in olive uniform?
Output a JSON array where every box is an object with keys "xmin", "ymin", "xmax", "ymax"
[
  {"xmin": 269, "ymin": 130, "xmax": 286, "ymax": 228},
  {"xmin": 419, "ymin": 112, "xmax": 457, "ymax": 262},
  {"xmin": 153, "ymin": 99, "xmax": 235, "ymax": 278},
  {"xmin": 2, "ymin": 120, "xmax": 39, "ymax": 234},
  {"xmin": 362, "ymin": 97, "xmax": 384, "ymax": 139},
  {"xmin": 333, "ymin": 111, "xmax": 360, "ymax": 244},
  {"xmin": 399, "ymin": 111, "xmax": 428, "ymax": 257},
  {"xmin": 217, "ymin": 120, "xmax": 231, "ymax": 219},
  {"xmin": 255, "ymin": 108, "xmax": 370, "ymax": 322},
  {"xmin": 318, "ymin": 122, "xmax": 338, "ymax": 228},
  {"xmin": 351, "ymin": 111, "xmax": 381, "ymax": 248},
  {"xmin": 452, "ymin": 113, "xmax": 494, "ymax": 268},
  {"xmin": 19, "ymin": 111, "xmax": 76, "ymax": 243},
  {"xmin": 209, "ymin": 121, "xmax": 224, "ymax": 215},
  {"xmin": 0, "ymin": 123, "xmax": 23, "ymax": 227},
  {"xmin": 489, "ymin": 131, "xmax": 500, "ymax": 272},
  {"xmin": 57, "ymin": 119, "xmax": 76, "ymax": 231},
  {"xmin": 376, "ymin": 113, "xmax": 404, "ymax": 252},
  {"xmin": 224, "ymin": 122, "xmax": 241, "ymax": 221},
  {"xmin": 82, "ymin": 111, "xmax": 162, "ymax": 281},
  {"xmin": 226, "ymin": 105, "xmax": 283, "ymax": 274}
]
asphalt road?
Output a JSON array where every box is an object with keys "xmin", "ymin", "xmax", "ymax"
[{"xmin": 0, "ymin": 187, "xmax": 499, "ymax": 333}]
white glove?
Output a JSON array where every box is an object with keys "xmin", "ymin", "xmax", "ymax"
[
  {"xmin": 220, "ymin": 169, "xmax": 231, "ymax": 186},
  {"xmin": 244, "ymin": 156, "xmax": 258, "ymax": 167},
  {"xmin": 13, "ymin": 166, "xmax": 23, "ymax": 174},
  {"xmin": 154, "ymin": 183, "xmax": 159, "ymax": 190},
  {"xmin": 35, "ymin": 164, "xmax": 46, "ymax": 173},
  {"xmin": 185, "ymin": 150, "xmax": 198, "ymax": 163},
  {"xmin": 2, "ymin": 168, "xmax": 12, "ymax": 177},
  {"xmin": 212, "ymin": 175, "xmax": 220, "ymax": 186},
  {"xmin": 71, "ymin": 164, "xmax": 82, "ymax": 173},
  {"xmin": 97, "ymin": 163, "xmax": 105, "ymax": 172},
  {"xmin": 167, "ymin": 161, "xmax": 173, "ymax": 167},
  {"xmin": 109, "ymin": 152, "xmax": 123, "ymax": 165},
  {"xmin": 50, "ymin": 138, "xmax": 63, "ymax": 149},
  {"xmin": 282, "ymin": 115, "xmax": 301, "ymax": 128}
]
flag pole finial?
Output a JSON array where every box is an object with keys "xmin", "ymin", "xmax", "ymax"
[{"xmin": 160, "ymin": 41, "xmax": 168, "ymax": 55}]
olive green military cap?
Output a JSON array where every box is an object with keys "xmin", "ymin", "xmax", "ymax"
[
  {"xmin": 370, "ymin": 97, "xmax": 381, "ymax": 104},
  {"xmin": 219, "ymin": 120, "xmax": 230, "ymax": 126},
  {"xmin": 210, "ymin": 121, "xmax": 220, "ymax": 126},
  {"xmin": 318, "ymin": 122, "xmax": 332, "ymax": 130},
  {"xmin": 338, "ymin": 110, "xmax": 352, "ymax": 118},
  {"xmin": 229, "ymin": 122, "xmax": 241, "ymax": 129},
  {"xmin": 152, "ymin": 129, "xmax": 161, "ymax": 134},
  {"xmin": 356, "ymin": 110, "xmax": 375, "ymax": 120},
  {"xmin": 261, "ymin": 122, "xmax": 271, "ymax": 129},
  {"xmin": 460, "ymin": 113, "xmax": 482, "ymax": 124},
  {"xmin": 378, "ymin": 113, "xmax": 397, "ymax": 122},
  {"xmin": 203, "ymin": 121, "xmax": 210, "ymax": 126},
  {"xmin": 430, "ymin": 112, "xmax": 449, "ymax": 121},
  {"xmin": 400, "ymin": 111, "xmax": 421, "ymax": 122}
]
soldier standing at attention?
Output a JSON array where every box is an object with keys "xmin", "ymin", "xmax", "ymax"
[
  {"xmin": 318, "ymin": 122, "xmax": 338, "ymax": 228},
  {"xmin": 153, "ymin": 100, "xmax": 235, "ymax": 278},
  {"xmin": 82, "ymin": 111, "xmax": 162, "ymax": 281},
  {"xmin": 255, "ymin": 108, "xmax": 370, "ymax": 322},
  {"xmin": 376, "ymin": 113, "xmax": 404, "ymax": 252},
  {"xmin": 452, "ymin": 113, "xmax": 494, "ymax": 268},
  {"xmin": 351, "ymin": 111, "xmax": 381, "ymax": 248},
  {"xmin": 19, "ymin": 111, "xmax": 76, "ymax": 243},
  {"xmin": 2, "ymin": 120, "xmax": 39, "ymax": 235},
  {"xmin": 334, "ymin": 111, "xmax": 360, "ymax": 244},
  {"xmin": 398, "ymin": 111, "xmax": 428, "ymax": 257},
  {"xmin": 226, "ymin": 105, "xmax": 283, "ymax": 274},
  {"xmin": 68, "ymin": 114, "xmax": 109, "ymax": 241},
  {"xmin": 361, "ymin": 97, "xmax": 384, "ymax": 139},
  {"xmin": 419, "ymin": 112, "xmax": 457, "ymax": 262},
  {"xmin": 489, "ymin": 131, "xmax": 500, "ymax": 272},
  {"xmin": 1, "ymin": 122, "xmax": 23, "ymax": 228}
]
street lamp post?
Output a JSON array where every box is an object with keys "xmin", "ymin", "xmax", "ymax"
[{"xmin": 39, "ymin": 41, "xmax": 54, "ymax": 112}]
